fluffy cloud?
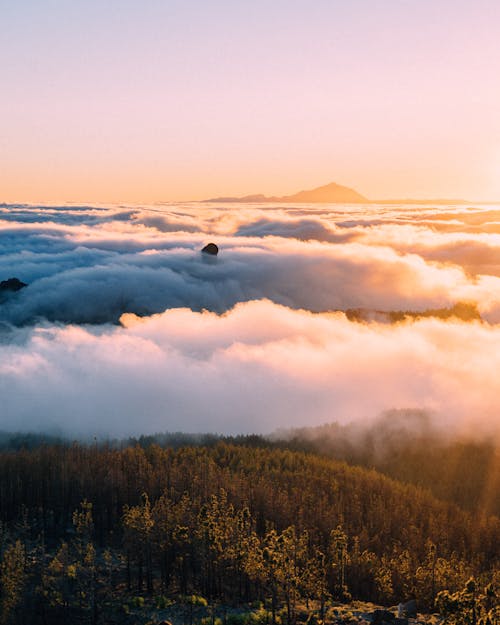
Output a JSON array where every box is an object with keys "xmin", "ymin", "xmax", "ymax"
[
  {"xmin": 3, "ymin": 204, "xmax": 500, "ymax": 324},
  {"xmin": 0, "ymin": 300, "xmax": 498, "ymax": 438},
  {"xmin": 1, "ymin": 201, "xmax": 500, "ymax": 437}
]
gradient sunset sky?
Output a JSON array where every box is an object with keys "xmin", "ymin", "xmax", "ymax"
[{"xmin": 2, "ymin": 0, "xmax": 500, "ymax": 203}]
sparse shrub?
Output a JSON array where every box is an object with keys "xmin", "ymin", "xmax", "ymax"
[
  {"xmin": 226, "ymin": 614, "xmax": 250, "ymax": 625},
  {"xmin": 156, "ymin": 594, "xmax": 170, "ymax": 609},
  {"xmin": 436, "ymin": 577, "xmax": 498, "ymax": 625},
  {"xmin": 132, "ymin": 596, "xmax": 145, "ymax": 608},
  {"xmin": 201, "ymin": 617, "xmax": 224, "ymax": 625},
  {"xmin": 182, "ymin": 594, "xmax": 208, "ymax": 607},
  {"xmin": 304, "ymin": 613, "xmax": 318, "ymax": 625},
  {"xmin": 249, "ymin": 609, "xmax": 269, "ymax": 625}
]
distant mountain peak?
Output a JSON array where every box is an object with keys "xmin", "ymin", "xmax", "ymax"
[
  {"xmin": 278, "ymin": 181, "xmax": 368, "ymax": 203},
  {"xmin": 206, "ymin": 181, "xmax": 368, "ymax": 203}
]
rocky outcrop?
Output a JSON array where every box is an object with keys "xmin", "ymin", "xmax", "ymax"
[
  {"xmin": 201, "ymin": 243, "xmax": 219, "ymax": 256},
  {"xmin": 0, "ymin": 277, "xmax": 27, "ymax": 292},
  {"xmin": 400, "ymin": 600, "xmax": 417, "ymax": 619},
  {"xmin": 372, "ymin": 609, "xmax": 395, "ymax": 625}
]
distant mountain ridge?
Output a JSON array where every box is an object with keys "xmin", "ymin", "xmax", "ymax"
[
  {"xmin": 206, "ymin": 181, "xmax": 368, "ymax": 203},
  {"xmin": 205, "ymin": 181, "xmax": 472, "ymax": 204}
]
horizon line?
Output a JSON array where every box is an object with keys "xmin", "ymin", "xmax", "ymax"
[{"xmin": 3, "ymin": 197, "xmax": 500, "ymax": 207}]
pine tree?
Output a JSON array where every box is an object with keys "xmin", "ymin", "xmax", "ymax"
[
  {"xmin": 436, "ymin": 577, "xmax": 499, "ymax": 625},
  {"xmin": 0, "ymin": 540, "xmax": 27, "ymax": 625}
]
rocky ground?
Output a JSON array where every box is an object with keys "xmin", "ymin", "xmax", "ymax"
[{"xmin": 115, "ymin": 599, "xmax": 443, "ymax": 625}]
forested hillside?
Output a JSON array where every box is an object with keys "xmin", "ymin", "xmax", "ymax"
[
  {"xmin": 273, "ymin": 412, "xmax": 500, "ymax": 518},
  {"xmin": 0, "ymin": 441, "xmax": 498, "ymax": 624}
]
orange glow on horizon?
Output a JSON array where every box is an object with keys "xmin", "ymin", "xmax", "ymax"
[{"xmin": 2, "ymin": 2, "xmax": 500, "ymax": 204}]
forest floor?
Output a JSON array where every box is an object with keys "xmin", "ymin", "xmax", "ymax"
[{"xmin": 117, "ymin": 598, "xmax": 444, "ymax": 625}]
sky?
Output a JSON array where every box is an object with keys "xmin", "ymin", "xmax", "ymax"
[{"xmin": 1, "ymin": 0, "xmax": 500, "ymax": 203}]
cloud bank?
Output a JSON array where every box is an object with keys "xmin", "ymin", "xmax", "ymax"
[
  {"xmin": 0, "ymin": 201, "xmax": 499, "ymax": 437},
  {"xmin": 0, "ymin": 301, "xmax": 498, "ymax": 439}
]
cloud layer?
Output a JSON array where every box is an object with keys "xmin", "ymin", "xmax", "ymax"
[{"xmin": 1, "ymin": 201, "xmax": 500, "ymax": 437}]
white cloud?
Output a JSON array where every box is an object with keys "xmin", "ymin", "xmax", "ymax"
[
  {"xmin": 0, "ymin": 301, "xmax": 498, "ymax": 438},
  {"xmin": 1, "ymin": 201, "xmax": 500, "ymax": 438}
]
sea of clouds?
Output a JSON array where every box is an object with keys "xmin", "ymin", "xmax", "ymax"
[{"xmin": 1, "ymin": 200, "xmax": 500, "ymax": 438}]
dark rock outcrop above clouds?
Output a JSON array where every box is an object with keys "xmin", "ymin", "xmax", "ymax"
[
  {"xmin": 201, "ymin": 243, "xmax": 219, "ymax": 256},
  {"xmin": 0, "ymin": 278, "xmax": 27, "ymax": 292}
]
